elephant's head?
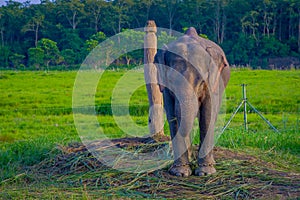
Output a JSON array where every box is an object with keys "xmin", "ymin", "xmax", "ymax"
[{"xmin": 154, "ymin": 35, "xmax": 220, "ymax": 97}]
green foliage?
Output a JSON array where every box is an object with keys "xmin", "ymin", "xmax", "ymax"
[
  {"xmin": 0, "ymin": 46, "xmax": 10, "ymax": 68},
  {"xmin": 37, "ymin": 38, "xmax": 60, "ymax": 67},
  {"xmin": 230, "ymin": 34, "xmax": 257, "ymax": 65},
  {"xmin": 1, "ymin": 0, "xmax": 300, "ymax": 69},
  {"xmin": 60, "ymin": 49, "xmax": 76, "ymax": 67},
  {"xmin": 157, "ymin": 31, "xmax": 178, "ymax": 48},
  {"xmin": 199, "ymin": 33, "xmax": 209, "ymax": 39},
  {"xmin": 91, "ymin": 31, "xmax": 106, "ymax": 42},
  {"xmin": 85, "ymin": 39, "xmax": 99, "ymax": 52},
  {"xmin": 59, "ymin": 29, "xmax": 84, "ymax": 52},
  {"xmin": 28, "ymin": 47, "xmax": 44, "ymax": 69},
  {"xmin": 119, "ymin": 29, "xmax": 144, "ymax": 65},
  {"xmin": 258, "ymin": 36, "xmax": 289, "ymax": 57},
  {"xmin": 85, "ymin": 31, "xmax": 107, "ymax": 52},
  {"xmin": 182, "ymin": 27, "xmax": 188, "ymax": 32},
  {"xmin": 9, "ymin": 53, "xmax": 25, "ymax": 69},
  {"xmin": 56, "ymin": 0, "xmax": 85, "ymax": 30}
]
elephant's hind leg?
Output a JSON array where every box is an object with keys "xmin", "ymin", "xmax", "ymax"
[
  {"xmin": 195, "ymin": 96, "xmax": 217, "ymax": 176},
  {"xmin": 164, "ymin": 89, "xmax": 192, "ymax": 177},
  {"xmin": 168, "ymin": 126, "xmax": 192, "ymax": 177},
  {"xmin": 195, "ymin": 154, "xmax": 216, "ymax": 176}
]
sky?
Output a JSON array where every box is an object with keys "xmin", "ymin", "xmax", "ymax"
[{"xmin": 0, "ymin": 0, "xmax": 41, "ymax": 6}]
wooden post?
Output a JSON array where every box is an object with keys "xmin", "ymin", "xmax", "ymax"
[{"xmin": 144, "ymin": 20, "xmax": 164, "ymax": 138}]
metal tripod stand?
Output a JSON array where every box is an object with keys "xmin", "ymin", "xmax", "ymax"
[{"xmin": 221, "ymin": 84, "xmax": 279, "ymax": 133}]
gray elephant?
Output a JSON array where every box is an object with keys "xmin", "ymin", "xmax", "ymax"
[{"xmin": 154, "ymin": 27, "xmax": 230, "ymax": 177}]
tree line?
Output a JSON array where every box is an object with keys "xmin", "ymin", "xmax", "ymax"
[{"xmin": 0, "ymin": 0, "xmax": 300, "ymax": 70}]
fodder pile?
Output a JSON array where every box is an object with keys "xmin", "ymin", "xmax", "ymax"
[{"xmin": 31, "ymin": 137, "xmax": 300, "ymax": 199}]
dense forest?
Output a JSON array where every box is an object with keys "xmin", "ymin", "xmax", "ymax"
[{"xmin": 0, "ymin": 0, "xmax": 300, "ymax": 70}]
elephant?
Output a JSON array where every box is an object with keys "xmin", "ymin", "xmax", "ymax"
[{"xmin": 154, "ymin": 27, "xmax": 230, "ymax": 177}]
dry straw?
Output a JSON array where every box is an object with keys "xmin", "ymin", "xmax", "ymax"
[{"xmin": 23, "ymin": 137, "xmax": 300, "ymax": 199}]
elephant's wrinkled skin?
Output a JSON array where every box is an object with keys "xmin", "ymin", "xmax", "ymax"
[{"xmin": 154, "ymin": 27, "xmax": 230, "ymax": 177}]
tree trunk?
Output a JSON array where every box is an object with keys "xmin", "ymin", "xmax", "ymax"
[
  {"xmin": 272, "ymin": 11, "xmax": 277, "ymax": 37},
  {"xmin": 251, "ymin": 15, "xmax": 257, "ymax": 40},
  {"xmin": 263, "ymin": 11, "xmax": 267, "ymax": 36},
  {"xmin": 144, "ymin": 20, "xmax": 164, "ymax": 138},
  {"xmin": 289, "ymin": 9, "xmax": 292, "ymax": 39},
  {"xmin": 118, "ymin": 16, "xmax": 121, "ymax": 33},
  {"xmin": 35, "ymin": 25, "xmax": 39, "ymax": 47},
  {"xmin": 169, "ymin": 19, "xmax": 172, "ymax": 35},
  {"xmin": 166, "ymin": 0, "xmax": 177, "ymax": 35},
  {"xmin": 95, "ymin": 16, "xmax": 99, "ymax": 33},
  {"xmin": 72, "ymin": 12, "xmax": 77, "ymax": 30},
  {"xmin": 126, "ymin": 56, "xmax": 131, "ymax": 65},
  {"xmin": 214, "ymin": 0, "xmax": 221, "ymax": 43},
  {"xmin": 0, "ymin": 29, "xmax": 3, "ymax": 47},
  {"xmin": 220, "ymin": 8, "xmax": 226, "ymax": 44},
  {"xmin": 278, "ymin": 8, "xmax": 282, "ymax": 41}
]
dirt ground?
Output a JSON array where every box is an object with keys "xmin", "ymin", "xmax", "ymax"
[{"xmin": 33, "ymin": 137, "xmax": 300, "ymax": 199}]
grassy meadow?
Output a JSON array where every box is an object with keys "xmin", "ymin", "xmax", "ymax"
[{"xmin": 0, "ymin": 69, "xmax": 299, "ymax": 198}]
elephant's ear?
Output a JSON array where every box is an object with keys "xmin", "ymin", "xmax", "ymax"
[
  {"xmin": 211, "ymin": 54, "xmax": 230, "ymax": 93},
  {"xmin": 206, "ymin": 48, "xmax": 229, "ymax": 93},
  {"xmin": 154, "ymin": 47, "xmax": 167, "ymax": 92},
  {"xmin": 208, "ymin": 57, "xmax": 221, "ymax": 94}
]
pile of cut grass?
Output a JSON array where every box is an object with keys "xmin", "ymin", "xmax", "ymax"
[{"xmin": 1, "ymin": 139, "xmax": 299, "ymax": 199}]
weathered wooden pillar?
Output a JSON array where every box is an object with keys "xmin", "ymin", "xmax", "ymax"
[{"xmin": 144, "ymin": 20, "xmax": 164, "ymax": 138}]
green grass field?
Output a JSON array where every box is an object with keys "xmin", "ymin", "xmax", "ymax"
[{"xmin": 0, "ymin": 69, "xmax": 299, "ymax": 198}]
